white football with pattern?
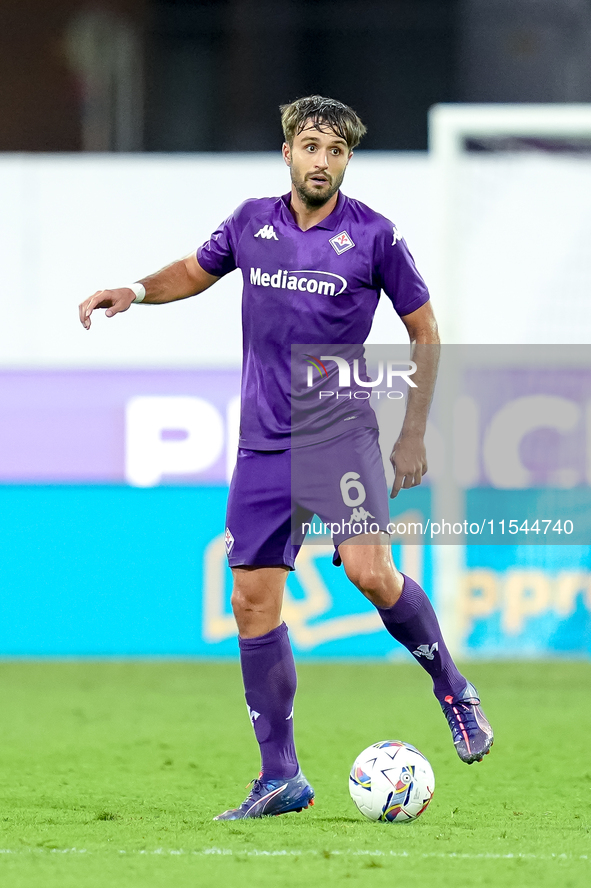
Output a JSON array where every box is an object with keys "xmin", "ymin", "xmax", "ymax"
[{"xmin": 349, "ymin": 740, "xmax": 435, "ymax": 822}]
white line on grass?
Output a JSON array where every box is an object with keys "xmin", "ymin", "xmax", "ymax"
[{"xmin": 0, "ymin": 848, "xmax": 588, "ymax": 861}]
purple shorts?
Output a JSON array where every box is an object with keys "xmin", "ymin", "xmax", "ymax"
[{"xmin": 225, "ymin": 426, "xmax": 389, "ymax": 569}]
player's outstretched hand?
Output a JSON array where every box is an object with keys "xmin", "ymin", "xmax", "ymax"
[
  {"xmin": 79, "ymin": 288, "xmax": 137, "ymax": 330},
  {"xmin": 390, "ymin": 434, "xmax": 428, "ymax": 498}
]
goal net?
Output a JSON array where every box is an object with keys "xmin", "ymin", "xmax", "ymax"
[{"xmin": 429, "ymin": 103, "xmax": 591, "ymax": 345}]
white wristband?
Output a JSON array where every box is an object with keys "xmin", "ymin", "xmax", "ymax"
[{"xmin": 126, "ymin": 282, "xmax": 146, "ymax": 304}]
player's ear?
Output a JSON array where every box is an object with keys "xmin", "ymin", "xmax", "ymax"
[{"xmin": 282, "ymin": 142, "xmax": 292, "ymax": 166}]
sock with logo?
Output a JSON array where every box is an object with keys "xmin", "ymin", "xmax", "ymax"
[
  {"xmin": 376, "ymin": 574, "xmax": 466, "ymax": 702},
  {"xmin": 239, "ymin": 622, "xmax": 299, "ymax": 780}
]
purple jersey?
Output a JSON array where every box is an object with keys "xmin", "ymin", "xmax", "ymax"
[{"xmin": 197, "ymin": 191, "xmax": 429, "ymax": 449}]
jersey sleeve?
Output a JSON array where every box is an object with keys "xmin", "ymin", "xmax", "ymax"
[
  {"xmin": 373, "ymin": 221, "xmax": 430, "ymax": 317},
  {"xmin": 196, "ymin": 209, "xmax": 240, "ymax": 278}
]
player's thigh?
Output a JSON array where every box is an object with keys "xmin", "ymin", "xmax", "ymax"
[{"xmin": 293, "ymin": 426, "xmax": 390, "ymax": 552}]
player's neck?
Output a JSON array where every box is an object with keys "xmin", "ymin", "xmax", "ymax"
[{"xmin": 288, "ymin": 187, "xmax": 339, "ymax": 231}]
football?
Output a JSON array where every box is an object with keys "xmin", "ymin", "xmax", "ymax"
[{"xmin": 349, "ymin": 740, "xmax": 435, "ymax": 822}]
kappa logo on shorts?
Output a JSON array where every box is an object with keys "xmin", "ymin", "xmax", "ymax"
[
  {"xmin": 329, "ymin": 230, "xmax": 355, "ymax": 255},
  {"xmin": 224, "ymin": 527, "xmax": 235, "ymax": 555},
  {"xmin": 351, "ymin": 506, "xmax": 375, "ymax": 522},
  {"xmin": 392, "ymin": 225, "xmax": 402, "ymax": 245}
]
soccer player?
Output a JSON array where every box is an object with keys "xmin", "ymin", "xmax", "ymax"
[{"xmin": 79, "ymin": 95, "xmax": 493, "ymax": 820}]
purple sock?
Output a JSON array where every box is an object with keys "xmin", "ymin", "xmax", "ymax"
[
  {"xmin": 239, "ymin": 622, "xmax": 299, "ymax": 779},
  {"xmin": 377, "ymin": 574, "xmax": 466, "ymax": 701}
]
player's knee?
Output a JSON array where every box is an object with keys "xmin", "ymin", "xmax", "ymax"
[
  {"xmin": 230, "ymin": 585, "xmax": 273, "ymax": 620},
  {"xmin": 230, "ymin": 586, "xmax": 255, "ymax": 618},
  {"xmin": 344, "ymin": 562, "xmax": 382, "ymax": 596},
  {"xmin": 344, "ymin": 561, "xmax": 402, "ymax": 608}
]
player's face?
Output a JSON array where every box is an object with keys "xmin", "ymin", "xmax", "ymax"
[{"xmin": 283, "ymin": 121, "xmax": 352, "ymax": 208}]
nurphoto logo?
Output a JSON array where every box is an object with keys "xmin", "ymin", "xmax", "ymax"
[{"xmin": 304, "ymin": 354, "xmax": 418, "ymax": 400}]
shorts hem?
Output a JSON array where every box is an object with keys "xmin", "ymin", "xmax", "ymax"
[{"xmin": 228, "ymin": 558, "xmax": 296, "ymax": 571}]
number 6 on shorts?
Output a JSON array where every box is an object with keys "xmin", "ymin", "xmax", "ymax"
[{"xmin": 340, "ymin": 471, "xmax": 367, "ymax": 507}]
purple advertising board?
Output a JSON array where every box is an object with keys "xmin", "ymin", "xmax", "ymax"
[
  {"xmin": 0, "ymin": 370, "xmax": 241, "ymax": 485},
  {"xmin": 1, "ymin": 351, "xmax": 591, "ymax": 490}
]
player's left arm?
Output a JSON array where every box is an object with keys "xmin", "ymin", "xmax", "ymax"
[{"xmin": 390, "ymin": 300, "xmax": 440, "ymax": 498}]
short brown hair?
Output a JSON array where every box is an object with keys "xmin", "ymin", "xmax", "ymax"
[{"xmin": 280, "ymin": 95, "xmax": 367, "ymax": 150}]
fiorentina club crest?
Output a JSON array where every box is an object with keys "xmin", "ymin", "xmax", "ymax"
[
  {"xmin": 224, "ymin": 527, "xmax": 235, "ymax": 555},
  {"xmin": 329, "ymin": 230, "xmax": 355, "ymax": 255}
]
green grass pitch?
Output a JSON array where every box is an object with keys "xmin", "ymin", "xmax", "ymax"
[{"xmin": 0, "ymin": 661, "xmax": 589, "ymax": 888}]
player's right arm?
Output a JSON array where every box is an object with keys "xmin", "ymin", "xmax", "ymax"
[{"xmin": 79, "ymin": 253, "xmax": 219, "ymax": 330}]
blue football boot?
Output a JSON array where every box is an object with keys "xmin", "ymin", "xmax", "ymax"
[
  {"xmin": 440, "ymin": 682, "xmax": 494, "ymax": 764},
  {"xmin": 214, "ymin": 770, "xmax": 314, "ymax": 820}
]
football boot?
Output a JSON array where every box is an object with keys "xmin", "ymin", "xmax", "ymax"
[
  {"xmin": 214, "ymin": 770, "xmax": 314, "ymax": 820},
  {"xmin": 440, "ymin": 682, "xmax": 494, "ymax": 764}
]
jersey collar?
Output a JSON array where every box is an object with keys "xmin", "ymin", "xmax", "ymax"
[{"xmin": 280, "ymin": 190, "xmax": 346, "ymax": 231}]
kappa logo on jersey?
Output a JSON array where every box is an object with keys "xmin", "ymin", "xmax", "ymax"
[
  {"xmin": 392, "ymin": 225, "xmax": 402, "ymax": 245},
  {"xmin": 329, "ymin": 230, "xmax": 355, "ymax": 255},
  {"xmin": 254, "ymin": 224, "xmax": 278, "ymax": 241},
  {"xmin": 413, "ymin": 642, "xmax": 439, "ymax": 661},
  {"xmin": 224, "ymin": 527, "xmax": 235, "ymax": 555}
]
